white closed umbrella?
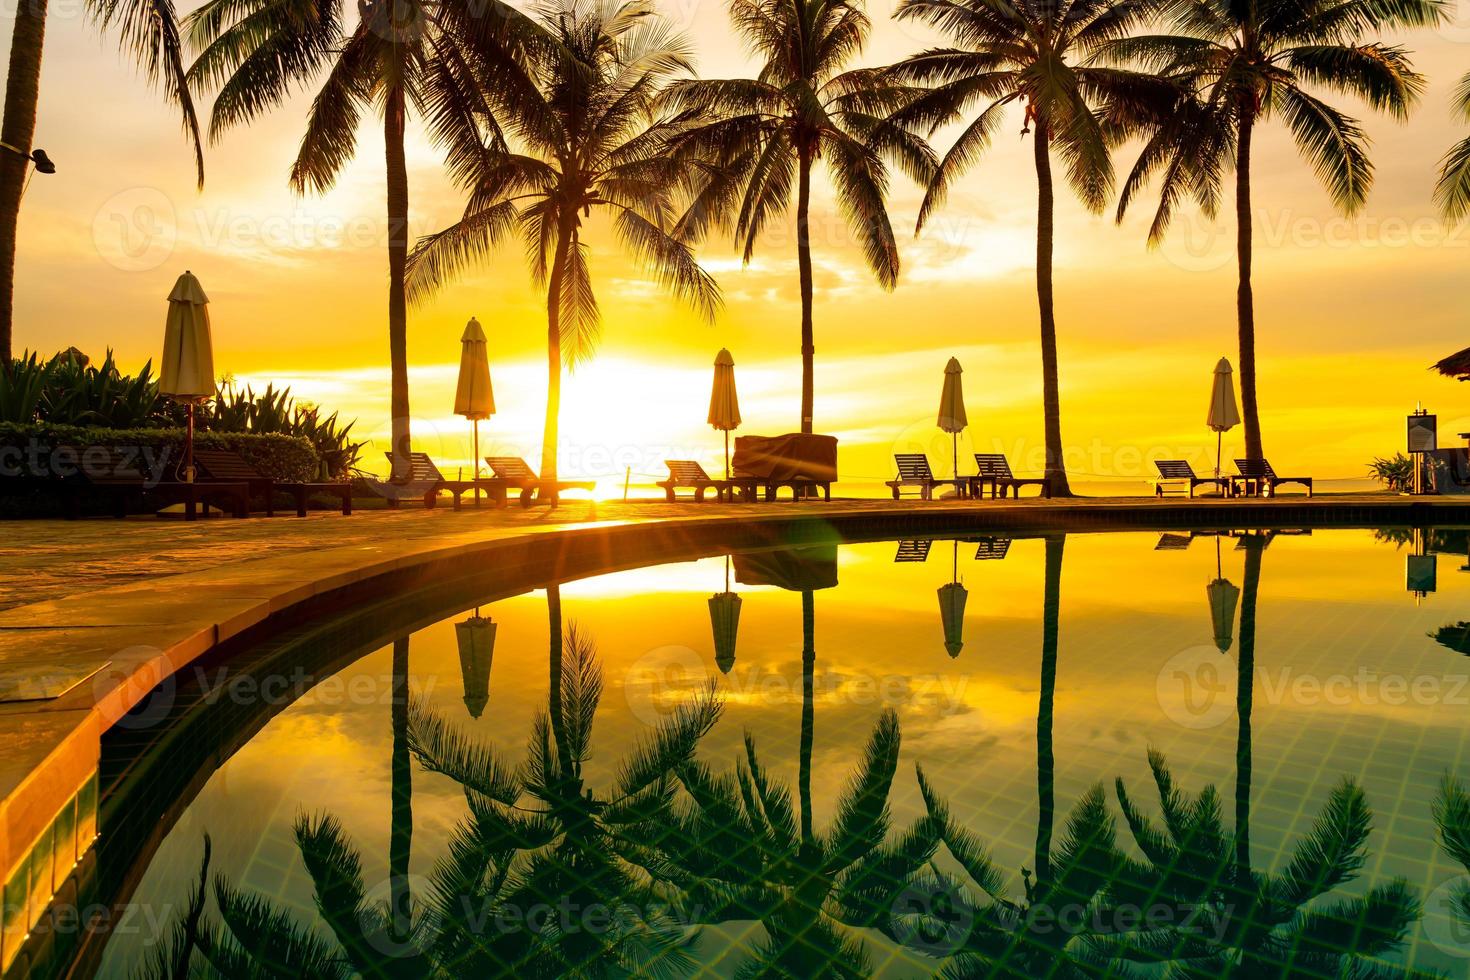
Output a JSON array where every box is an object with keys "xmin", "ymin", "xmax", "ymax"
[
  {"xmin": 455, "ymin": 317, "xmax": 495, "ymax": 503},
  {"xmin": 708, "ymin": 348, "xmax": 741, "ymax": 479},
  {"xmin": 1207, "ymin": 358, "xmax": 1241, "ymax": 478},
  {"xmin": 161, "ymin": 270, "xmax": 215, "ymax": 482},
  {"xmin": 938, "ymin": 357, "xmax": 967, "ymax": 480}
]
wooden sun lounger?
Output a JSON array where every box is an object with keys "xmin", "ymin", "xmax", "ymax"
[
  {"xmin": 1154, "ymin": 459, "xmax": 1231, "ymax": 498},
  {"xmin": 383, "ymin": 452, "xmax": 481, "ymax": 510},
  {"xmin": 38, "ymin": 445, "xmax": 251, "ymax": 520},
  {"xmin": 885, "ymin": 453, "xmax": 965, "ymax": 500},
  {"xmin": 658, "ymin": 460, "xmax": 729, "ymax": 502},
  {"xmin": 968, "ymin": 454, "xmax": 1050, "ymax": 499},
  {"xmin": 894, "ymin": 539, "xmax": 933, "ymax": 562},
  {"xmin": 485, "ymin": 456, "xmax": 595, "ymax": 507},
  {"xmin": 194, "ymin": 448, "xmax": 351, "ymax": 517},
  {"xmin": 1231, "ymin": 458, "xmax": 1314, "ymax": 498}
]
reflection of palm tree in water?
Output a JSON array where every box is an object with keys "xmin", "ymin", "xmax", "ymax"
[
  {"xmin": 1106, "ymin": 533, "xmax": 1425, "ymax": 974},
  {"xmin": 390, "ymin": 637, "xmax": 412, "ymax": 945}
]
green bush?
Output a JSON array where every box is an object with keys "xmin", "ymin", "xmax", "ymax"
[
  {"xmin": 1368, "ymin": 453, "xmax": 1415, "ymax": 493},
  {"xmin": 0, "ymin": 423, "xmax": 320, "ymax": 482}
]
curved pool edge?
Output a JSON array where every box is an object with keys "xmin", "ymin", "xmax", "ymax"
[{"xmin": 1, "ymin": 492, "xmax": 1466, "ymax": 973}]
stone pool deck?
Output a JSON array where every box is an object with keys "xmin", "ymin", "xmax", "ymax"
[{"xmin": 2, "ymin": 489, "xmax": 1469, "ymax": 972}]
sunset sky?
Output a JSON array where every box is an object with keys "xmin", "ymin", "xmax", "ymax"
[{"xmin": 8, "ymin": 0, "xmax": 1470, "ymax": 488}]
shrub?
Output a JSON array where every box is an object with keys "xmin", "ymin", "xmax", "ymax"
[
  {"xmin": 0, "ymin": 423, "xmax": 320, "ymax": 482},
  {"xmin": 1368, "ymin": 453, "xmax": 1416, "ymax": 493}
]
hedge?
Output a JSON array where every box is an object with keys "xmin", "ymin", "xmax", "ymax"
[{"xmin": 0, "ymin": 423, "xmax": 321, "ymax": 482}]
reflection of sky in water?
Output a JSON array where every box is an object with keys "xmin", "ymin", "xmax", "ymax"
[{"xmin": 97, "ymin": 529, "xmax": 1470, "ymax": 977}]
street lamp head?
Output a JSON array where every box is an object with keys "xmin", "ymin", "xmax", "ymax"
[{"xmin": 29, "ymin": 149, "xmax": 54, "ymax": 174}]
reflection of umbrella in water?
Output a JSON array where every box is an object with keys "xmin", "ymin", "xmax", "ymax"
[
  {"xmin": 709, "ymin": 557, "xmax": 741, "ymax": 674},
  {"xmin": 1207, "ymin": 537, "xmax": 1239, "ymax": 653},
  {"xmin": 937, "ymin": 540, "xmax": 966, "ymax": 658},
  {"xmin": 455, "ymin": 610, "xmax": 497, "ymax": 718}
]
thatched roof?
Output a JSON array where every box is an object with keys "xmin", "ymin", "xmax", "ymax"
[{"xmin": 1432, "ymin": 346, "xmax": 1470, "ymax": 380}]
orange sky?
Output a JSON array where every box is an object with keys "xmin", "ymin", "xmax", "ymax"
[{"xmin": 7, "ymin": 2, "xmax": 1470, "ymax": 486}]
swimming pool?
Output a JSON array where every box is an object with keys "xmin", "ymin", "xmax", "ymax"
[{"xmin": 72, "ymin": 527, "xmax": 1470, "ymax": 977}]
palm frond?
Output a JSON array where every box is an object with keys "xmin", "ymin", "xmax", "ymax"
[{"xmin": 406, "ymin": 695, "xmax": 521, "ymax": 803}]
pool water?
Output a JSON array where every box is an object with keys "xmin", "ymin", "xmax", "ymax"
[{"xmin": 87, "ymin": 528, "xmax": 1470, "ymax": 978}]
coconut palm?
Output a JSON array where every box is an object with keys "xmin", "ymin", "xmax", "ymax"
[
  {"xmin": 0, "ymin": 0, "xmax": 204, "ymax": 367},
  {"xmin": 405, "ymin": 0, "xmax": 719, "ymax": 502},
  {"xmin": 887, "ymin": 0, "xmax": 1166, "ymax": 497},
  {"xmin": 658, "ymin": 0, "xmax": 933, "ymax": 435},
  {"xmin": 1106, "ymin": 0, "xmax": 1441, "ymax": 461},
  {"xmin": 1432, "ymin": 775, "xmax": 1470, "ymax": 940},
  {"xmin": 1434, "ymin": 73, "xmax": 1470, "ymax": 222},
  {"xmin": 1108, "ymin": 753, "xmax": 1424, "ymax": 973},
  {"xmin": 407, "ymin": 613, "xmax": 723, "ymax": 975},
  {"xmin": 185, "ymin": 0, "xmax": 543, "ymax": 479}
]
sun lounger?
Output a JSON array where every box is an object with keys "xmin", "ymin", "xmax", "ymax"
[
  {"xmin": 33, "ymin": 445, "xmax": 250, "ymax": 520},
  {"xmin": 968, "ymin": 454, "xmax": 1050, "ymax": 498},
  {"xmin": 485, "ymin": 456, "xmax": 595, "ymax": 506},
  {"xmin": 658, "ymin": 460, "xmax": 729, "ymax": 502},
  {"xmin": 894, "ymin": 539, "xmax": 933, "ymax": 562},
  {"xmin": 1231, "ymin": 458, "xmax": 1313, "ymax": 498},
  {"xmin": 382, "ymin": 452, "xmax": 480, "ymax": 510},
  {"xmin": 194, "ymin": 448, "xmax": 351, "ymax": 517},
  {"xmin": 731, "ymin": 434, "xmax": 836, "ymax": 501},
  {"xmin": 885, "ymin": 453, "xmax": 965, "ymax": 500},
  {"xmin": 1154, "ymin": 459, "xmax": 1230, "ymax": 498},
  {"xmin": 972, "ymin": 537, "xmax": 1012, "ymax": 560}
]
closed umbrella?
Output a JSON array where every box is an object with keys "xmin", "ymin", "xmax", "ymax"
[
  {"xmin": 1206, "ymin": 537, "xmax": 1239, "ymax": 652},
  {"xmin": 709, "ymin": 558, "xmax": 741, "ymax": 674},
  {"xmin": 161, "ymin": 271, "xmax": 215, "ymax": 483},
  {"xmin": 708, "ymin": 349, "xmax": 741, "ymax": 478},
  {"xmin": 937, "ymin": 541, "xmax": 967, "ymax": 658},
  {"xmin": 1207, "ymin": 358, "xmax": 1241, "ymax": 479},
  {"xmin": 455, "ymin": 611, "xmax": 497, "ymax": 718},
  {"xmin": 938, "ymin": 358, "xmax": 967, "ymax": 481},
  {"xmin": 455, "ymin": 317, "xmax": 495, "ymax": 504}
]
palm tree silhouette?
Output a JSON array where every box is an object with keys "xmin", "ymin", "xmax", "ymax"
[
  {"xmin": 0, "ymin": 0, "xmax": 205, "ymax": 365},
  {"xmin": 1106, "ymin": 0, "xmax": 1440, "ymax": 460},
  {"xmin": 1435, "ymin": 73, "xmax": 1470, "ymax": 222},
  {"xmin": 185, "ymin": 0, "xmax": 543, "ymax": 478},
  {"xmin": 407, "ymin": 593, "xmax": 723, "ymax": 975},
  {"xmin": 406, "ymin": 0, "xmax": 719, "ymax": 502},
  {"xmin": 1432, "ymin": 775, "xmax": 1470, "ymax": 947},
  {"xmin": 660, "ymin": 0, "xmax": 931, "ymax": 435},
  {"xmin": 887, "ymin": 3, "xmax": 1163, "ymax": 496}
]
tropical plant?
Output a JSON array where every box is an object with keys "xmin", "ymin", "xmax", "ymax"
[
  {"xmin": 0, "ymin": 352, "xmax": 48, "ymax": 424},
  {"xmin": 1432, "ymin": 775, "xmax": 1470, "ymax": 939},
  {"xmin": 185, "ymin": 0, "xmax": 544, "ymax": 481},
  {"xmin": 207, "ymin": 382, "xmax": 365, "ymax": 475},
  {"xmin": 659, "ymin": 0, "xmax": 932, "ymax": 435},
  {"xmin": 406, "ymin": 616, "xmax": 722, "ymax": 975},
  {"xmin": 1435, "ymin": 73, "xmax": 1470, "ymax": 221},
  {"xmin": 1369, "ymin": 452, "xmax": 1416, "ymax": 493},
  {"xmin": 1106, "ymin": 0, "xmax": 1442, "ymax": 461},
  {"xmin": 887, "ymin": 0, "xmax": 1168, "ymax": 498},
  {"xmin": 1106, "ymin": 752, "xmax": 1423, "ymax": 973},
  {"xmin": 0, "ymin": 0, "xmax": 204, "ymax": 367},
  {"xmin": 406, "ymin": 0, "xmax": 719, "ymax": 502}
]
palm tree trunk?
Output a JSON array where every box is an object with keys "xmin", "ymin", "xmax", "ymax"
[
  {"xmin": 385, "ymin": 85, "xmax": 411, "ymax": 480},
  {"xmin": 1032, "ymin": 123, "xmax": 1071, "ymax": 497},
  {"xmin": 389, "ymin": 636, "xmax": 412, "ymax": 942},
  {"xmin": 1034, "ymin": 534, "xmax": 1063, "ymax": 887},
  {"xmin": 0, "ymin": 0, "xmax": 48, "ymax": 369},
  {"xmin": 548, "ymin": 583, "xmax": 570, "ymax": 768},
  {"xmin": 796, "ymin": 149, "xmax": 815, "ymax": 435},
  {"xmin": 540, "ymin": 216, "xmax": 573, "ymax": 505},
  {"xmin": 799, "ymin": 588, "xmax": 815, "ymax": 845},
  {"xmin": 1236, "ymin": 111, "xmax": 1262, "ymax": 461},
  {"xmin": 1235, "ymin": 535, "xmax": 1263, "ymax": 883}
]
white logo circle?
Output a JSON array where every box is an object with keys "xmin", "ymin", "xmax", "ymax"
[
  {"xmin": 92, "ymin": 186, "xmax": 177, "ymax": 272},
  {"xmin": 623, "ymin": 645, "xmax": 711, "ymax": 728},
  {"xmin": 1423, "ymin": 875, "xmax": 1470, "ymax": 957},
  {"xmin": 1156, "ymin": 645, "xmax": 1237, "ymax": 730}
]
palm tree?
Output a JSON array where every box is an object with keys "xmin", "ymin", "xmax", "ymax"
[
  {"xmin": 0, "ymin": 0, "xmax": 205, "ymax": 367},
  {"xmin": 1109, "ymin": 753, "xmax": 1423, "ymax": 974},
  {"xmin": 405, "ymin": 0, "xmax": 719, "ymax": 502},
  {"xmin": 660, "ymin": 0, "xmax": 932, "ymax": 435},
  {"xmin": 1106, "ymin": 0, "xmax": 1440, "ymax": 461},
  {"xmin": 1432, "ymin": 775, "xmax": 1470, "ymax": 939},
  {"xmin": 407, "ymin": 613, "xmax": 723, "ymax": 975},
  {"xmin": 185, "ymin": 0, "xmax": 543, "ymax": 479},
  {"xmin": 888, "ymin": 0, "xmax": 1163, "ymax": 497},
  {"xmin": 1434, "ymin": 73, "xmax": 1470, "ymax": 222}
]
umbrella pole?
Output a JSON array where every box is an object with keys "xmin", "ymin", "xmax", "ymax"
[
  {"xmin": 473, "ymin": 419, "xmax": 480, "ymax": 507},
  {"xmin": 724, "ymin": 430, "xmax": 730, "ymax": 481},
  {"xmin": 1215, "ymin": 431, "xmax": 1222, "ymax": 479},
  {"xmin": 953, "ymin": 431, "xmax": 959, "ymax": 482},
  {"xmin": 185, "ymin": 402, "xmax": 195, "ymax": 483}
]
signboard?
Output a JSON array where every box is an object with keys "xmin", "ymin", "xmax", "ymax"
[{"xmin": 1408, "ymin": 413, "xmax": 1437, "ymax": 454}]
